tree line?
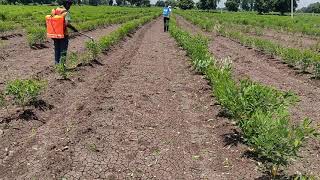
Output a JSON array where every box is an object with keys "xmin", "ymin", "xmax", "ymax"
[
  {"xmin": 0, "ymin": 0, "xmax": 151, "ymax": 6},
  {"xmin": 300, "ymin": 2, "xmax": 320, "ymax": 13},
  {"xmin": 224, "ymin": 0, "xmax": 299, "ymax": 15},
  {"xmin": 155, "ymin": 0, "xmax": 305, "ymax": 15}
]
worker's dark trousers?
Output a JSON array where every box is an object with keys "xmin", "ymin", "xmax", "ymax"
[
  {"xmin": 53, "ymin": 37, "xmax": 69, "ymax": 64},
  {"xmin": 164, "ymin": 17, "xmax": 170, "ymax": 32}
]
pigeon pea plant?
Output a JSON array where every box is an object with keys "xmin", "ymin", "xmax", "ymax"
[
  {"xmin": 5, "ymin": 79, "xmax": 46, "ymax": 110},
  {"xmin": 314, "ymin": 62, "xmax": 320, "ymax": 79},
  {"xmin": 55, "ymin": 56, "xmax": 69, "ymax": 80},
  {"xmin": 0, "ymin": 5, "xmax": 160, "ymax": 48},
  {"xmin": 169, "ymin": 15, "xmax": 319, "ymax": 178},
  {"xmin": 26, "ymin": 26, "xmax": 46, "ymax": 47},
  {"xmin": 86, "ymin": 41, "xmax": 101, "ymax": 61},
  {"xmin": 294, "ymin": 174, "xmax": 319, "ymax": 180},
  {"xmin": 177, "ymin": 11, "xmax": 320, "ymax": 77}
]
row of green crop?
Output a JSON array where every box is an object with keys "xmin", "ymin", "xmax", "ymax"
[
  {"xmin": 177, "ymin": 11, "xmax": 320, "ymax": 79},
  {"xmin": 26, "ymin": 11, "xmax": 156, "ymax": 47},
  {"xmin": 220, "ymin": 30, "xmax": 320, "ymax": 77},
  {"xmin": 0, "ymin": 5, "xmax": 159, "ymax": 47},
  {"xmin": 0, "ymin": 5, "xmax": 157, "ymax": 25},
  {"xmin": 1, "ymin": 13, "xmax": 159, "ymax": 119},
  {"xmin": 56, "ymin": 13, "xmax": 160, "ymax": 79},
  {"xmin": 169, "ymin": 15, "xmax": 319, "ymax": 179},
  {"xmin": 0, "ymin": 79, "xmax": 46, "ymax": 112},
  {"xmin": 184, "ymin": 10, "xmax": 320, "ymax": 37}
]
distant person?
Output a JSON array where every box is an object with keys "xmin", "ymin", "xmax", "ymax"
[
  {"xmin": 163, "ymin": 5, "xmax": 172, "ymax": 32},
  {"xmin": 46, "ymin": 0, "xmax": 78, "ymax": 65}
]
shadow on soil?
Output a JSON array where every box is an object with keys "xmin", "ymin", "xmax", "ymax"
[
  {"xmin": 222, "ymin": 129, "xmax": 244, "ymax": 147},
  {"xmin": 243, "ymin": 151, "xmax": 293, "ymax": 180},
  {"xmin": 222, "ymin": 130, "xmax": 293, "ymax": 179},
  {"xmin": 31, "ymin": 99, "xmax": 54, "ymax": 111},
  {"xmin": 0, "ymin": 33, "xmax": 22, "ymax": 40},
  {"xmin": 18, "ymin": 109, "xmax": 39, "ymax": 121},
  {"xmin": 0, "ymin": 99, "xmax": 52, "ymax": 124},
  {"xmin": 217, "ymin": 109, "xmax": 232, "ymax": 118},
  {"xmin": 255, "ymin": 174, "xmax": 289, "ymax": 180},
  {"xmin": 75, "ymin": 59, "xmax": 104, "ymax": 69},
  {"xmin": 31, "ymin": 43, "xmax": 49, "ymax": 50},
  {"xmin": 255, "ymin": 171, "xmax": 301, "ymax": 180},
  {"xmin": 1, "ymin": 109, "xmax": 40, "ymax": 124}
]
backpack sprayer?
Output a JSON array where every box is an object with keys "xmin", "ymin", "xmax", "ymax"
[{"xmin": 46, "ymin": 4, "xmax": 95, "ymax": 43}]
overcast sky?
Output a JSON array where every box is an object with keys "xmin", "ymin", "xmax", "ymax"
[{"xmin": 151, "ymin": 0, "xmax": 318, "ymax": 8}]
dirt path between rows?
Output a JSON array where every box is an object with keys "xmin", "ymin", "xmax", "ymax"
[
  {"xmin": 176, "ymin": 15, "xmax": 320, "ymax": 177},
  {"xmin": 248, "ymin": 29, "xmax": 319, "ymax": 52},
  {"xmin": 0, "ymin": 24, "xmax": 119, "ymax": 84},
  {"xmin": 0, "ymin": 18, "xmax": 266, "ymax": 179},
  {"xmin": 234, "ymin": 24, "xmax": 320, "ymax": 52}
]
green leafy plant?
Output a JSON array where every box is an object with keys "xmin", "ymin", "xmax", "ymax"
[
  {"xmin": 294, "ymin": 174, "xmax": 319, "ymax": 180},
  {"xmin": 88, "ymin": 143, "xmax": 98, "ymax": 152},
  {"xmin": 241, "ymin": 111, "xmax": 319, "ymax": 177},
  {"xmin": 177, "ymin": 11, "xmax": 320, "ymax": 77},
  {"xmin": 254, "ymin": 27, "xmax": 264, "ymax": 36},
  {"xmin": 66, "ymin": 52, "xmax": 79, "ymax": 68},
  {"xmin": 299, "ymin": 56, "xmax": 312, "ymax": 73},
  {"xmin": 86, "ymin": 41, "xmax": 101, "ymax": 61},
  {"xmin": 26, "ymin": 26, "xmax": 46, "ymax": 47},
  {"xmin": 310, "ymin": 42, "xmax": 320, "ymax": 52},
  {"xmin": 5, "ymin": 79, "xmax": 46, "ymax": 110},
  {"xmin": 169, "ymin": 15, "xmax": 319, "ymax": 178},
  {"xmin": 313, "ymin": 62, "xmax": 320, "ymax": 79},
  {"xmin": 55, "ymin": 56, "xmax": 69, "ymax": 80}
]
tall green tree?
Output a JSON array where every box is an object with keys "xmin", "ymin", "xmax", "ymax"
[
  {"xmin": 178, "ymin": 0, "xmax": 194, "ymax": 9},
  {"xmin": 155, "ymin": 0, "xmax": 165, "ymax": 6},
  {"xmin": 166, "ymin": 0, "xmax": 177, "ymax": 7},
  {"xmin": 116, "ymin": 0, "xmax": 123, "ymax": 5},
  {"xmin": 241, "ymin": 0, "xmax": 250, "ymax": 11},
  {"xmin": 255, "ymin": 0, "xmax": 273, "ymax": 14},
  {"xmin": 225, "ymin": 0, "xmax": 240, "ymax": 11},
  {"xmin": 141, "ymin": 0, "xmax": 150, "ymax": 6},
  {"xmin": 249, "ymin": 0, "xmax": 254, "ymax": 10},
  {"xmin": 274, "ymin": 0, "xmax": 298, "ymax": 15},
  {"xmin": 19, "ymin": 0, "xmax": 32, "ymax": 4},
  {"xmin": 89, "ymin": 0, "xmax": 101, "ymax": 5},
  {"xmin": 198, "ymin": 0, "xmax": 220, "ymax": 10},
  {"xmin": 301, "ymin": 2, "xmax": 320, "ymax": 13}
]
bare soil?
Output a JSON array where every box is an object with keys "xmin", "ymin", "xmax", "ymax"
[
  {"xmin": 0, "ymin": 24, "xmax": 119, "ymax": 85},
  {"xmin": 176, "ymin": 16, "xmax": 320, "ymax": 177},
  {"xmin": 0, "ymin": 18, "xmax": 269, "ymax": 179}
]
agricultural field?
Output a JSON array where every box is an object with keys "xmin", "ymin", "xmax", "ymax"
[
  {"xmin": 0, "ymin": 4, "xmax": 320, "ymax": 180},
  {"xmin": 0, "ymin": 5, "xmax": 158, "ymax": 45}
]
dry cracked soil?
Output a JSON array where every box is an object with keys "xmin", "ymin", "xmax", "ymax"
[
  {"xmin": 0, "ymin": 16, "xmax": 319, "ymax": 180},
  {"xmin": 0, "ymin": 18, "xmax": 260, "ymax": 180}
]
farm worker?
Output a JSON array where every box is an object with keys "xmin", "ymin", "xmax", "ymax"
[
  {"xmin": 51, "ymin": 0, "xmax": 78, "ymax": 65},
  {"xmin": 163, "ymin": 5, "xmax": 172, "ymax": 32}
]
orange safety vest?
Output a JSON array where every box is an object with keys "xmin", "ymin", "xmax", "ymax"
[{"xmin": 46, "ymin": 7, "xmax": 68, "ymax": 39}]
